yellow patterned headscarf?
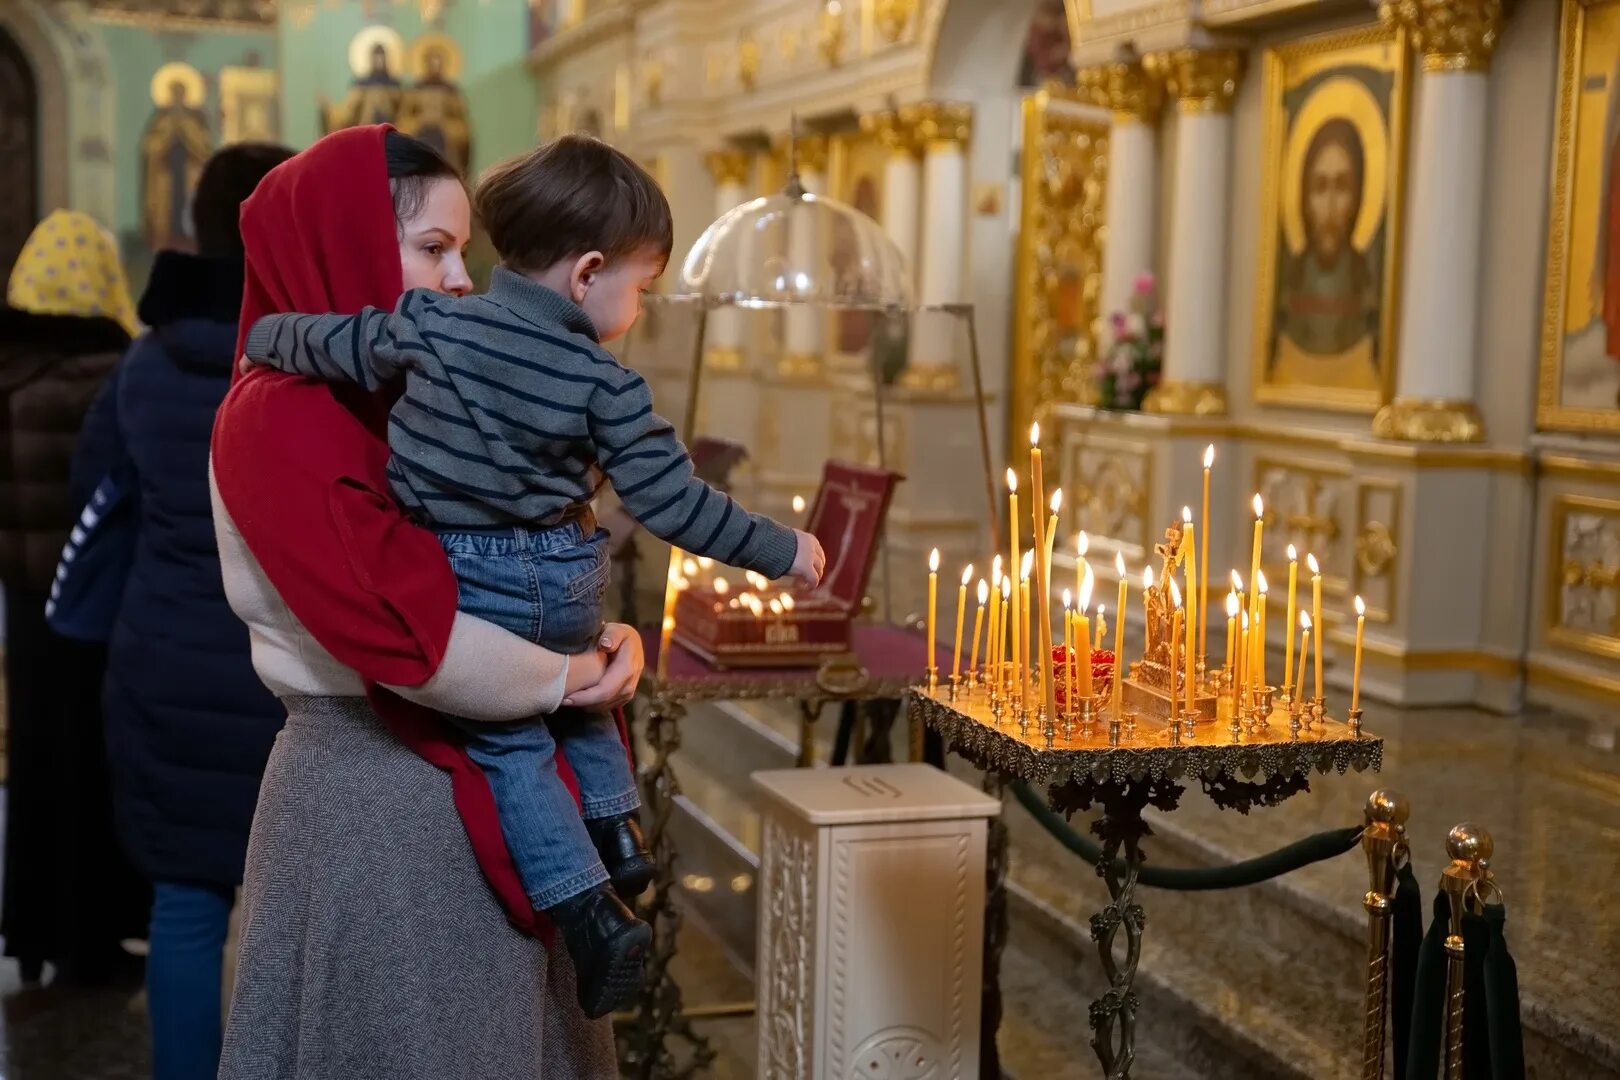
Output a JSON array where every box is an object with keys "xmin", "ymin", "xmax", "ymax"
[{"xmin": 7, "ymin": 210, "xmax": 139, "ymax": 337}]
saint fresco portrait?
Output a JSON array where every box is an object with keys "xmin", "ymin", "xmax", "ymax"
[
  {"xmin": 1538, "ymin": 0, "xmax": 1620, "ymax": 432},
  {"xmin": 1253, "ymin": 25, "xmax": 1408, "ymax": 412},
  {"xmin": 322, "ymin": 26, "xmax": 405, "ymax": 133},
  {"xmin": 141, "ymin": 62, "xmax": 213, "ymax": 252},
  {"xmin": 398, "ymin": 34, "xmax": 472, "ymax": 175}
]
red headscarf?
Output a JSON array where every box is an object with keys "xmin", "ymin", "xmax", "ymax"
[{"xmin": 213, "ymin": 126, "xmax": 570, "ymax": 937}]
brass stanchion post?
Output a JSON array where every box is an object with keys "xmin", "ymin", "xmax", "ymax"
[
  {"xmin": 1438, "ymin": 823, "xmax": 1493, "ymax": 1080},
  {"xmin": 1359, "ymin": 789, "xmax": 1410, "ymax": 1080}
]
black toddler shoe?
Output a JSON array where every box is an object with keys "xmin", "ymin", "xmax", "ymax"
[
  {"xmin": 587, "ymin": 813, "xmax": 655, "ymax": 900},
  {"xmin": 547, "ymin": 883, "xmax": 652, "ymax": 1019}
]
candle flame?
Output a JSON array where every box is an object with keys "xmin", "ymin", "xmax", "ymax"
[
  {"xmin": 713, "ymin": 577, "xmax": 730, "ymax": 594},
  {"xmin": 1287, "ymin": 543, "xmax": 1297, "ymax": 562},
  {"xmin": 1257, "ymin": 568, "xmax": 1269, "ymax": 594},
  {"xmin": 1079, "ymin": 569, "xmax": 1094, "ymax": 611},
  {"xmin": 1143, "ymin": 565, "xmax": 1155, "ymax": 589},
  {"xmin": 1253, "ymin": 493, "xmax": 1265, "ymax": 519},
  {"xmin": 746, "ymin": 570, "xmax": 769, "ymax": 591},
  {"xmin": 1050, "ymin": 489, "xmax": 1062, "ymax": 513},
  {"xmin": 698, "ymin": 557, "xmax": 713, "ymax": 570},
  {"xmin": 1301, "ymin": 611, "xmax": 1313, "ymax": 630},
  {"xmin": 1115, "ymin": 551, "xmax": 1126, "ymax": 576},
  {"xmin": 1355, "ymin": 595, "xmax": 1366, "ymax": 617},
  {"xmin": 662, "ymin": 614, "xmax": 674, "ymax": 631},
  {"xmin": 1307, "ymin": 552, "xmax": 1320, "ymax": 575},
  {"xmin": 1021, "ymin": 549, "xmax": 1034, "ymax": 579},
  {"xmin": 1063, "ymin": 588, "xmax": 1073, "ymax": 610},
  {"xmin": 792, "ymin": 494, "xmax": 806, "ymax": 514},
  {"xmin": 1169, "ymin": 578, "xmax": 1182, "ymax": 608},
  {"xmin": 1006, "ymin": 468, "xmax": 1018, "ymax": 492},
  {"xmin": 1097, "ymin": 603, "xmax": 1106, "ymax": 618},
  {"xmin": 992, "ymin": 554, "xmax": 1002, "ymax": 580},
  {"xmin": 1029, "ymin": 421, "xmax": 1040, "ymax": 446},
  {"xmin": 1182, "ymin": 505, "xmax": 1192, "ymax": 524},
  {"xmin": 1001, "ymin": 576, "xmax": 1012, "ymax": 597},
  {"xmin": 928, "ymin": 548, "xmax": 940, "ymax": 573},
  {"xmin": 1203, "ymin": 444, "xmax": 1215, "ymax": 469},
  {"xmin": 1230, "ymin": 569, "xmax": 1243, "ymax": 592},
  {"xmin": 668, "ymin": 562, "xmax": 681, "ymax": 583},
  {"xmin": 1077, "ymin": 531, "xmax": 1089, "ymax": 556},
  {"xmin": 780, "ymin": 593, "xmax": 795, "ymax": 611},
  {"xmin": 1242, "ymin": 610, "xmax": 1250, "ymax": 629},
  {"xmin": 961, "ymin": 564, "xmax": 974, "ymax": 586},
  {"xmin": 769, "ymin": 599, "xmax": 783, "ymax": 615},
  {"xmin": 1226, "ymin": 592, "xmax": 1240, "ymax": 617},
  {"xmin": 683, "ymin": 558, "xmax": 699, "ymax": 578},
  {"xmin": 977, "ymin": 579, "xmax": 990, "ymax": 604}
]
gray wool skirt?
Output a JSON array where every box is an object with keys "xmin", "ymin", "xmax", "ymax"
[{"xmin": 218, "ymin": 695, "xmax": 617, "ymax": 1080}]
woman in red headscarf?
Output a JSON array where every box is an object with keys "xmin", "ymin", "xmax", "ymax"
[{"xmin": 210, "ymin": 127, "xmax": 634, "ymax": 1078}]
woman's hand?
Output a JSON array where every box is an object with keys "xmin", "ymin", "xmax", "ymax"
[{"xmin": 562, "ymin": 623, "xmax": 644, "ymax": 710}]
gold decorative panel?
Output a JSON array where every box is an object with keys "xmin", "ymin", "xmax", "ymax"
[
  {"xmin": 1254, "ymin": 458, "xmax": 1352, "ymax": 599},
  {"xmin": 1549, "ymin": 494, "xmax": 1620, "ymax": 660},
  {"xmin": 1012, "ymin": 89, "xmax": 1108, "ymax": 458},
  {"xmin": 1352, "ymin": 479, "xmax": 1402, "ymax": 623},
  {"xmin": 1064, "ymin": 430, "xmax": 1153, "ymax": 558},
  {"xmin": 830, "ymin": 397, "xmax": 908, "ymax": 475}
]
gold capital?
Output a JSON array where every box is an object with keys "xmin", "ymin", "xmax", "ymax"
[
  {"xmin": 1379, "ymin": 0, "xmax": 1501, "ymax": 72},
  {"xmin": 1142, "ymin": 379, "xmax": 1229, "ymax": 416},
  {"xmin": 1371, "ymin": 398, "xmax": 1487, "ymax": 442},
  {"xmin": 861, "ymin": 109, "xmax": 923, "ymax": 158},
  {"xmin": 1078, "ymin": 60, "xmax": 1163, "ymax": 124},
  {"xmin": 737, "ymin": 35, "xmax": 760, "ymax": 90},
  {"xmin": 776, "ymin": 133, "xmax": 829, "ymax": 175},
  {"xmin": 900, "ymin": 101, "xmax": 973, "ymax": 152},
  {"xmin": 1144, "ymin": 49, "xmax": 1245, "ymax": 114},
  {"xmin": 704, "ymin": 149, "xmax": 752, "ymax": 187}
]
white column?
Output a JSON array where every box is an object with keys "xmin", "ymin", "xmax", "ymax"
[
  {"xmin": 1373, "ymin": 0, "xmax": 1500, "ymax": 442},
  {"xmin": 905, "ymin": 102, "xmax": 973, "ymax": 389},
  {"xmin": 1145, "ymin": 49, "xmax": 1244, "ymax": 416},
  {"xmin": 782, "ymin": 135, "xmax": 829, "ymax": 378},
  {"xmin": 861, "ymin": 109, "xmax": 923, "ymax": 274},
  {"xmin": 703, "ymin": 149, "xmax": 753, "ymax": 372},
  {"xmin": 1083, "ymin": 60, "xmax": 1162, "ymax": 334}
]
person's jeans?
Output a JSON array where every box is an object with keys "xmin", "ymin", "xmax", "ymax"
[
  {"xmin": 147, "ymin": 880, "xmax": 233, "ymax": 1080},
  {"xmin": 437, "ymin": 520, "xmax": 640, "ymax": 909}
]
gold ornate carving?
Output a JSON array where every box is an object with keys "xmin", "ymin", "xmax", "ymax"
[
  {"xmin": 818, "ymin": 1, "xmax": 847, "ymax": 66},
  {"xmin": 1357, "ymin": 523, "xmax": 1397, "ymax": 578},
  {"xmin": 1370, "ymin": 398, "xmax": 1487, "ymax": 443},
  {"xmin": 1078, "ymin": 59, "xmax": 1164, "ymax": 123},
  {"xmin": 1353, "ymin": 479, "xmax": 1403, "ymax": 624},
  {"xmin": 1012, "ymin": 92, "xmax": 1109, "ymax": 447},
  {"xmin": 641, "ymin": 59, "xmax": 664, "ymax": 108},
  {"xmin": 778, "ymin": 25, "xmax": 802, "ymax": 62},
  {"xmin": 704, "ymin": 346, "xmax": 747, "ymax": 372},
  {"xmin": 896, "ymin": 362, "xmax": 962, "ymax": 392},
  {"xmin": 901, "ymin": 101, "xmax": 973, "ymax": 151},
  {"xmin": 1068, "ymin": 435, "xmax": 1153, "ymax": 555},
  {"xmin": 759, "ymin": 818, "xmax": 814, "ymax": 1077},
  {"xmin": 1143, "ymin": 380, "xmax": 1229, "ymax": 416},
  {"xmin": 738, "ymin": 34, "xmax": 760, "ymax": 90},
  {"xmin": 1144, "ymin": 48, "xmax": 1246, "ymax": 114},
  {"xmin": 861, "ymin": 110, "xmax": 923, "ymax": 158},
  {"xmin": 1549, "ymin": 495, "xmax": 1620, "ymax": 661},
  {"xmin": 781, "ymin": 133, "xmax": 830, "ymax": 175},
  {"xmin": 778, "ymin": 351, "xmax": 825, "ymax": 379},
  {"xmin": 1256, "ymin": 458, "xmax": 1352, "ymax": 596},
  {"xmin": 704, "ymin": 149, "xmax": 752, "ymax": 187},
  {"xmin": 874, "ymin": 0, "xmax": 915, "ymax": 43},
  {"xmin": 1379, "ymin": 0, "xmax": 1501, "ymax": 72}
]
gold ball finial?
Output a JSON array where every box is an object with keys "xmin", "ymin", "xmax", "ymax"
[
  {"xmin": 1365, "ymin": 789, "xmax": 1410, "ymax": 826},
  {"xmin": 1445, "ymin": 823, "xmax": 1493, "ymax": 865}
]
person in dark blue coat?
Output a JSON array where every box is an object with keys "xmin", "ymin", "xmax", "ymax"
[{"xmin": 72, "ymin": 141, "xmax": 293, "ymax": 1080}]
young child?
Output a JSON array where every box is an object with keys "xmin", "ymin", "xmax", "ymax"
[{"xmin": 242, "ymin": 135, "xmax": 825, "ymax": 1018}]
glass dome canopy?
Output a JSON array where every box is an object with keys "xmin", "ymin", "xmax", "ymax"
[{"xmin": 677, "ymin": 188, "xmax": 914, "ymax": 312}]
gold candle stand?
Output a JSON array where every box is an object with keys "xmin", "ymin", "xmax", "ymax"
[
  {"xmin": 1359, "ymin": 789, "xmax": 1411, "ymax": 1080},
  {"xmin": 1439, "ymin": 823, "xmax": 1494, "ymax": 1080}
]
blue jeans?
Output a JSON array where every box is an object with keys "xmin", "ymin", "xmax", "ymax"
[
  {"xmin": 147, "ymin": 880, "xmax": 233, "ymax": 1080},
  {"xmin": 438, "ymin": 520, "xmax": 639, "ymax": 909}
]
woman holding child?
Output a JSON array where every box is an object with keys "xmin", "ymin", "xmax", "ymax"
[{"xmin": 211, "ymin": 128, "xmax": 636, "ymax": 1077}]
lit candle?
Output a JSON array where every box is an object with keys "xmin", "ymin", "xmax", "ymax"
[
  {"xmin": 1284, "ymin": 545, "xmax": 1299, "ymax": 696},
  {"xmin": 1237, "ymin": 610, "xmax": 1250, "ymax": 715},
  {"xmin": 1223, "ymin": 591, "xmax": 1238, "ymax": 678},
  {"xmin": 1308, "ymin": 553, "xmax": 1323, "ymax": 701},
  {"xmin": 1142, "ymin": 565, "xmax": 1155, "ymax": 699},
  {"xmin": 1000, "ymin": 575, "xmax": 1012, "ymax": 692},
  {"xmin": 988, "ymin": 556, "xmax": 1002, "ymax": 687},
  {"xmin": 1062, "ymin": 588, "xmax": 1074, "ymax": 713},
  {"xmin": 1020, "ymin": 550, "xmax": 1034, "ymax": 712},
  {"xmin": 926, "ymin": 548, "xmax": 940, "ymax": 685},
  {"xmin": 1230, "ymin": 569, "xmax": 1244, "ymax": 691},
  {"xmin": 1168, "ymin": 578, "xmax": 1183, "ymax": 717},
  {"xmin": 713, "ymin": 577, "xmax": 730, "ymax": 595},
  {"xmin": 951, "ymin": 563, "xmax": 973, "ymax": 686},
  {"xmin": 970, "ymin": 579, "xmax": 989, "ymax": 679},
  {"xmin": 1351, "ymin": 595, "xmax": 1367, "ymax": 713},
  {"xmin": 1255, "ymin": 569, "xmax": 1269, "ymax": 691},
  {"xmin": 1295, "ymin": 612, "xmax": 1312, "ymax": 705},
  {"xmin": 1181, "ymin": 506, "xmax": 1197, "ymax": 712},
  {"xmin": 656, "ymin": 549, "xmax": 684, "ymax": 679},
  {"xmin": 1112, "ymin": 552, "xmax": 1128, "ymax": 719},
  {"xmin": 1007, "ymin": 470, "xmax": 1021, "ymax": 710},
  {"xmin": 792, "ymin": 494, "xmax": 806, "ymax": 516},
  {"xmin": 1029, "ymin": 425, "xmax": 1053, "ymax": 717},
  {"xmin": 1249, "ymin": 494, "xmax": 1264, "ymax": 641},
  {"xmin": 1077, "ymin": 567, "xmax": 1095, "ymax": 698},
  {"xmin": 1076, "ymin": 532, "xmax": 1089, "ymax": 615},
  {"xmin": 1045, "ymin": 490, "xmax": 1062, "ymax": 576},
  {"xmin": 1199, "ymin": 444, "xmax": 1214, "ymax": 667},
  {"xmin": 1095, "ymin": 604, "xmax": 1106, "ymax": 652}
]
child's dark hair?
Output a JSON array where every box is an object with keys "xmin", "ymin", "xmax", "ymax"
[
  {"xmin": 385, "ymin": 130, "xmax": 460, "ymax": 233},
  {"xmin": 192, "ymin": 142, "xmax": 296, "ymax": 258},
  {"xmin": 473, "ymin": 135, "xmax": 673, "ymax": 273}
]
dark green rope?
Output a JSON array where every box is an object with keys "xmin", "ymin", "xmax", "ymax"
[{"xmin": 1009, "ymin": 780, "xmax": 1363, "ymax": 890}]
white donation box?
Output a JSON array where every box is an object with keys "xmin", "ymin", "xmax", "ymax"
[{"xmin": 752, "ymin": 763, "xmax": 1001, "ymax": 1080}]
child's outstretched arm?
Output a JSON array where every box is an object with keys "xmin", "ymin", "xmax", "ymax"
[
  {"xmin": 590, "ymin": 369, "xmax": 821, "ymax": 586},
  {"xmin": 243, "ymin": 290, "xmax": 435, "ymax": 391}
]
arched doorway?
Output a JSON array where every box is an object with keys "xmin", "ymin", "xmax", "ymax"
[{"xmin": 0, "ymin": 28, "xmax": 38, "ymax": 276}]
